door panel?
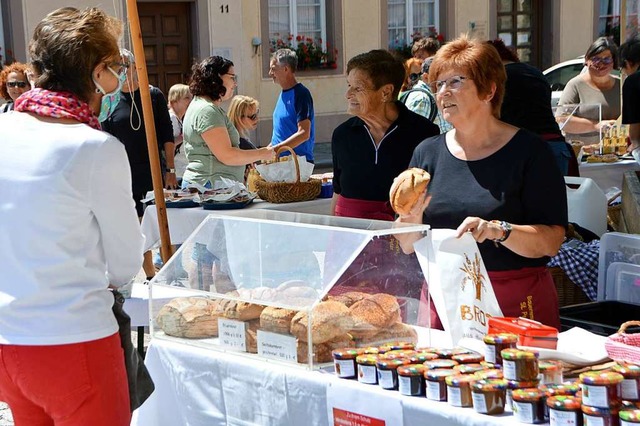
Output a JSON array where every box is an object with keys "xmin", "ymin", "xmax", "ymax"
[
  {"xmin": 496, "ymin": 0, "xmax": 542, "ymax": 67},
  {"xmin": 137, "ymin": 2, "xmax": 192, "ymax": 95}
]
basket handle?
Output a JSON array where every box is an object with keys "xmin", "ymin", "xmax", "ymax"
[
  {"xmin": 617, "ymin": 321, "xmax": 640, "ymax": 334},
  {"xmin": 275, "ymin": 146, "xmax": 301, "ymax": 183}
]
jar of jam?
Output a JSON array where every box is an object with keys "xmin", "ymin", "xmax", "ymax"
[
  {"xmin": 332, "ymin": 348, "xmax": 364, "ymax": 379},
  {"xmin": 547, "ymin": 395, "xmax": 583, "ymax": 426},
  {"xmin": 620, "ymin": 409, "xmax": 640, "ymax": 425},
  {"xmin": 582, "ymin": 405, "xmax": 620, "ymax": 426},
  {"xmin": 539, "ymin": 360, "xmax": 563, "ymax": 385},
  {"xmin": 408, "ymin": 351, "xmax": 439, "ymax": 364},
  {"xmin": 425, "ymin": 368, "xmax": 456, "ymax": 401},
  {"xmin": 454, "ymin": 363, "xmax": 484, "ymax": 375},
  {"xmin": 622, "ymin": 401, "xmax": 640, "ymax": 411},
  {"xmin": 506, "ymin": 379, "xmax": 540, "ymax": 412},
  {"xmin": 579, "ymin": 371, "xmax": 624, "ymax": 409},
  {"xmin": 613, "ymin": 363, "xmax": 640, "ymax": 401},
  {"xmin": 483, "ymin": 333, "xmax": 518, "ymax": 365},
  {"xmin": 446, "ymin": 374, "xmax": 476, "ymax": 407},
  {"xmin": 501, "ymin": 348, "xmax": 539, "ymax": 381},
  {"xmin": 481, "ymin": 361, "xmax": 502, "ymax": 370},
  {"xmin": 376, "ymin": 358, "xmax": 410, "ymax": 390},
  {"xmin": 379, "ymin": 342, "xmax": 415, "ymax": 352},
  {"xmin": 356, "ymin": 354, "xmax": 379, "ymax": 385},
  {"xmin": 415, "ymin": 346, "xmax": 438, "ymax": 354},
  {"xmin": 424, "ymin": 359, "xmax": 459, "ymax": 370},
  {"xmin": 398, "ymin": 364, "xmax": 427, "ymax": 396},
  {"xmin": 434, "ymin": 348, "xmax": 455, "ymax": 359},
  {"xmin": 362, "ymin": 347, "xmax": 380, "ymax": 355},
  {"xmin": 541, "ymin": 383, "xmax": 581, "ymax": 398},
  {"xmin": 452, "ymin": 352, "xmax": 484, "ymax": 364},
  {"xmin": 472, "ymin": 379, "xmax": 508, "ymax": 415},
  {"xmin": 512, "ymin": 388, "xmax": 547, "ymax": 424},
  {"xmin": 383, "ymin": 349, "xmax": 416, "ymax": 360},
  {"xmin": 452, "ymin": 347, "xmax": 473, "ymax": 355},
  {"xmin": 475, "ymin": 369, "xmax": 504, "ymax": 380}
]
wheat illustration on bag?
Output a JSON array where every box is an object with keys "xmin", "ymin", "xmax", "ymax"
[{"xmin": 459, "ymin": 253, "xmax": 486, "ymax": 301}]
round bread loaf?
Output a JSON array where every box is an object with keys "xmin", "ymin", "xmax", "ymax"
[
  {"xmin": 356, "ymin": 322, "xmax": 418, "ymax": 347},
  {"xmin": 260, "ymin": 307, "xmax": 298, "ymax": 334},
  {"xmin": 389, "ymin": 167, "xmax": 431, "ymax": 215},
  {"xmin": 348, "ymin": 293, "xmax": 401, "ymax": 338},
  {"xmin": 328, "ymin": 291, "xmax": 370, "ymax": 307},
  {"xmin": 156, "ymin": 297, "xmax": 220, "ymax": 338},
  {"xmin": 290, "ymin": 301, "xmax": 354, "ymax": 343},
  {"xmin": 297, "ymin": 333, "xmax": 354, "ymax": 363}
]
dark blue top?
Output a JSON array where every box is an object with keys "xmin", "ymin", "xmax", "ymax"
[{"xmin": 271, "ymin": 83, "xmax": 315, "ymax": 161}]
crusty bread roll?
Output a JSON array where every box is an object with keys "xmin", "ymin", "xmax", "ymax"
[
  {"xmin": 348, "ymin": 293, "xmax": 401, "ymax": 338},
  {"xmin": 290, "ymin": 301, "xmax": 354, "ymax": 343},
  {"xmin": 356, "ymin": 322, "xmax": 418, "ymax": 347},
  {"xmin": 389, "ymin": 168, "xmax": 431, "ymax": 215},
  {"xmin": 216, "ymin": 296, "xmax": 265, "ymax": 321},
  {"xmin": 156, "ymin": 297, "xmax": 220, "ymax": 338},
  {"xmin": 297, "ymin": 333, "xmax": 354, "ymax": 363},
  {"xmin": 328, "ymin": 291, "xmax": 370, "ymax": 307},
  {"xmin": 260, "ymin": 307, "xmax": 298, "ymax": 334}
]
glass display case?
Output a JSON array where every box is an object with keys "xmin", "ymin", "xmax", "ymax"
[{"xmin": 149, "ymin": 210, "xmax": 432, "ymax": 369}]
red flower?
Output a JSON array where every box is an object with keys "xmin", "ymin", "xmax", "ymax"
[
  {"xmin": 437, "ymin": 34, "xmax": 444, "ymax": 42},
  {"xmin": 296, "ymin": 35, "xmax": 303, "ymax": 42}
]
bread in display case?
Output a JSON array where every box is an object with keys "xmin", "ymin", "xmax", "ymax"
[{"xmin": 149, "ymin": 210, "xmax": 432, "ymax": 369}]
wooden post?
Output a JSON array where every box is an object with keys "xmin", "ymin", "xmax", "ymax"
[{"xmin": 125, "ymin": 0, "xmax": 173, "ymax": 263}]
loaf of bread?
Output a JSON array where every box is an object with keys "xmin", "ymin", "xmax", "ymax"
[
  {"xmin": 216, "ymin": 296, "xmax": 266, "ymax": 321},
  {"xmin": 328, "ymin": 291, "xmax": 370, "ymax": 307},
  {"xmin": 389, "ymin": 167, "xmax": 431, "ymax": 215},
  {"xmin": 156, "ymin": 297, "xmax": 220, "ymax": 338},
  {"xmin": 349, "ymin": 293, "xmax": 401, "ymax": 338},
  {"xmin": 260, "ymin": 307, "xmax": 298, "ymax": 334},
  {"xmin": 290, "ymin": 301, "xmax": 354, "ymax": 343},
  {"xmin": 297, "ymin": 333, "xmax": 354, "ymax": 363},
  {"xmin": 356, "ymin": 322, "xmax": 418, "ymax": 347},
  {"xmin": 245, "ymin": 318, "xmax": 260, "ymax": 354}
]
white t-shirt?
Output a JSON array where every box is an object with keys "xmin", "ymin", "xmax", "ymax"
[
  {"xmin": 170, "ymin": 110, "xmax": 187, "ymax": 178},
  {"xmin": 0, "ymin": 112, "xmax": 144, "ymax": 345}
]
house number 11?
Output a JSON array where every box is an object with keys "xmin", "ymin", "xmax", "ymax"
[{"xmin": 220, "ymin": 5, "xmax": 229, "ymax": 13}]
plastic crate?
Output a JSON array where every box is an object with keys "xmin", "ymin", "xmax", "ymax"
[{"xmin": 559, "ymin": 301, "xmax": 640, "ymax": 336}]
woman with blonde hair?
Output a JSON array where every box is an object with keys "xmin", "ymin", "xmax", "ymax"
[
  {"xmin": 167, "ymin": 83, "xmax": 192, "ymax": 178},
  {"xmin": 228, "ymin": 94, "xmax": 260, "ymax": 150}
]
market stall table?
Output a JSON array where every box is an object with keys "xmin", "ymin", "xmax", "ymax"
[
  {"xmin": 579, "ymin": 158, "xmax": 640, "ymax": 192},
  {"xmin": 132, "ymin": 338, "xmax": 526, "ymax": 426},
  {"xmin": 140, "ymin": 198, "xmax": 332, "ymax": 252}
]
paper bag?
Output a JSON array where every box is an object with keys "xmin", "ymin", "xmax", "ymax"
[{"xmin": 414, "ymin": 229, "xmax": 503, "ymax": 344}]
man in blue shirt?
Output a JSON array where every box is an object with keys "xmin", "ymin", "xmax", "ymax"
[{"xmin": 269, "ymin": 48, "xmax": 315, "ymax": 162}]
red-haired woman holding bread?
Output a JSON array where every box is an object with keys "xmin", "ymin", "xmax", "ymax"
[{"xmin": 395, "ymin": 35, "xmax": 567, "ymax": 329}]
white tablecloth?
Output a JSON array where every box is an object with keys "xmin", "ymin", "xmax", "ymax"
[
  {"xmin": 579, "ymin": 159, "xmax": 640, "ymax": 192},
  {"xmin": 132, "ymin": 338, "xmax": 524, "ymax": 426},
  {"xmin": 140, "ymin": 198, "xmax": 332, "ymax": 252}
]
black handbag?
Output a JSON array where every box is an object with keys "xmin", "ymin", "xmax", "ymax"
[{"xmin": 111, "ymin": 289, "xmax": 155, "ymax": 412}]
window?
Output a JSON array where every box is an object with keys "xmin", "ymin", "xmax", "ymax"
[
  {"xmin": 496, "ymin": 0, "xmax": 536, "ymax": 64},
  {"xmin": 387, "ymin": 0, "xmax": 439, "ymax": 49},
  {"xmin": 597, "ymin": 0, "xmax": 639, "ymax": 44},
  {"xmin": 268, "ymin": 0, "xmax": 326, "ymax": 46}
]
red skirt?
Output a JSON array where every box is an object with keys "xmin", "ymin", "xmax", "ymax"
[{"xmin": 334, "ymin": 195, "xmax": 395, "ymax": 221}]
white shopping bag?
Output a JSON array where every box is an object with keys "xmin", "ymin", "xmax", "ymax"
[{"xmin": 414, "ymin": 229, "xmax": 503, "ymax": 345}]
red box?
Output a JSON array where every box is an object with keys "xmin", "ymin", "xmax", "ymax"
[{"xmin": 487, "ymin": 317, "xmax": 558, "ymax": 350}]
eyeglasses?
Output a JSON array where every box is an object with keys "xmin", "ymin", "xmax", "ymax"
[
  {"xmin": 589, "ymin": 57, "xmax": 614, "ymax": 66},
  {"xmin": 409, "ymin": 72, "xmax": 422, "ymax": 81},
  {"xmin": 108, "ymin": 61, "xmax": 130, "ymax": 76},
  {"xmin": 225, "ymin": 73, "xmax": 238, "ymax": 82},
  {"xmin": 7, "ymin": 81, "xmax": 28, "ymax": 88},
  {"xmin": 429, "ymin": 76, "xmax": 470, "ymax": 93},
  {"xmin": 244, "ymin": 112, "xmax": 259, "ymax": 120}
]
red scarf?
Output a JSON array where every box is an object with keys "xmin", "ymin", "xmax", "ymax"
[{"xmin": 14, "ymin": 88, "xmax": 101, "ymax": 130}]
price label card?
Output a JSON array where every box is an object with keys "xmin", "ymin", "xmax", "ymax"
[
  {"xmin": 327, "ymin": 380, "xmax": 402, "ymax": 426},
  {"xmin": 257, "ymin": 330, "xmax": 297, "ymax": 362},
  {"xmin": 218, "ymin": 318, "xmax": 247, "ymax": 351}
]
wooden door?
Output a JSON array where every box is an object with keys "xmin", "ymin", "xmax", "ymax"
[
  {"xmin": 496, "ymin": 0, "xmax": 543, "ymax": 67},
  {"xmin": 138, "ymin": 2, "xmax": 192, "ymax": 95}
]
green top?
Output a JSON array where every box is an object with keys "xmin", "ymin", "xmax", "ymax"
[{"xmin": 182, "ymin": 96, "xmax": 244, "ymax": 185}]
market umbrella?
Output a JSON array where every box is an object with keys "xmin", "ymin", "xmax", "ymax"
[{"xmin": 126, "ymin": 0, "xmax": 172, "ymax": 262}]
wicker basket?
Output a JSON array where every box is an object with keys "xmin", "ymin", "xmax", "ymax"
[
  {"xmin": 255, "ymin": 146, "xmax": 322, "ymax": 203},
  {"xmin": 549, "ymin": 266, "xmax": 590, "ymax": 307},
  {"xmin": 605, "ymin": 321, "xmax": 640, "ymax": 364}
]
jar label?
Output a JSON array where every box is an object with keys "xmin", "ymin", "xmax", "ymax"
[
  {"xmin": 472, "ymin": 392, "xmax": 488, "ymax": 414},
  {"xmin": 448, "ymin": 386, "xmax": 462, "ymax": 406},
  {"xmin": 503, "ymin": 360, "xmax": 517, "ymax": 380},
  {"xmin": 427, "ymin": 380, "xmax": 443, "ymax": 401},
  {"xmin": 485, "ymin": 344, "xmax": 496, "ymax": 363},
  {"xmin": 623, "ymin": 420, "xmax": 639, "ymax": 426},
  {"xmin": 621, "ymin": 378, "xmax": 639, "ymax": 400},
  {"xmin": 505, "ymin": 389, "xmax": 513, "ymax": 412},
  {"xmin": 335, "ymin": 359, "xmax": 355, "ymax": 378},
  {"xmin": 357, "ymin": 364, "xmax": 377, "ymax": 384},
  {"xmin": 398, "ymin": 375, "xmax": 412, "ymax": 395},
  {"xmin": 582, "ymin": 384, "xmax": 609, "ymax": 408},
  {"xmin": 513, "ymin": 401, "xmax": 534, "ymax": 423},
  {"xmin": 378, "ymin": 369, "xmax": 394, "ymax": 389},
  {"xmin": 549, "ymin": 408, "xmax": 579, "ymax": 426},
  {"xmin": 583, "ymin": 414, "xmax": 605, "ymax": 426}
]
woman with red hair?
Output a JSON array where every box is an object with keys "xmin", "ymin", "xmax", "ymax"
[{"xmin": 0, "ymin": 62, "xmax": 30, "ymax": 112}]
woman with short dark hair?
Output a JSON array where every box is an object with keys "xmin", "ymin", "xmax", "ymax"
[
  {"xmin": 181, "ymin": 56, "xmax": 273, "ymax": 187},
  {"xmin": 0, "ymin": 7, "xmax": 143, "ymax": 425}
]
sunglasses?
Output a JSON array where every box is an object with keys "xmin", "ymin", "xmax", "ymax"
[
  {"xmin": 429, "ymin": 75, "xmax": 470, "ymax": 93},
  {"xmin": 409, "ymin": 72, "xmax": 422, "ymax": 81},
  {"xmin": 7, "ymin": 81, "xmax": 28, "ymax": 88},
  {"xmin": 589, "ymin": 57, "xmax": 614, "ymax": 66},
  {"xmin": 244, "ymin": 112, "xmax": 259, "ymax": 120}
]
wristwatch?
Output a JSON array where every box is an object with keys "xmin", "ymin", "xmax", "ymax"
[
  {"xmin": 165, "ymin": 168, "xmax": 176, "ymax": 174},
  {"xmin": 491, "ymin": 220, "xmax": 512, "ymax": 243}
]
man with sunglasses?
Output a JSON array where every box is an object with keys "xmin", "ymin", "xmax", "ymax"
[{"xmin": 0, "ymin": 62, "xmax": 31, "ymax": 113}]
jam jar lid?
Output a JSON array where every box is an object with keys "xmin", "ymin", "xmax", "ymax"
[
  {"xmin": 451, "ymin": 347, "xmax": 473, "ymax": 355},
  {"xmin": 409, "ymin": 352, "xmax": 439, "ymax": 363},
  {"xmin": 382, "ymin": 349, "xmax": 416, "ymax": 360},
  {"xmin": 397, "ymin": 364, "xmax": 427, "ymax": 377},
  {"xmin": 454, "ymin": 363, "xmax": 484, "ymax": 374},
  {"xmin": 376, "ymin": 358, "xmax": 410, "ymax": 370},
  {"xmin": 472, "ymin": 378, "xmax": 508, "ymax": 392},
  {"xmin": 475, "ymin": 369, "xmax": 504, "ymax": 380},
  {"xmin": 622, "ymin": 401, "xmax": 640, "ymax": 410},
  {"xmin": 355, "ymin": 354, "xmax": 379, "ymax": 365},
  {"xmin": 452, "ymin": 353, "xmax": 484, "ymax": 364},
  {"xmin": 546, "ymin": 395, "xmax": 582, "ymax": 410},
  {"xmin": 414, "ymin": 346, "xmax": 439, "ymax": 353},
  {"xmin": 480, "ymin": 361, "xmax": 502, "ymax": 370},
  {"xmin": 424, "ymin": 359, "xmax": 459, "ymax": 369},
  {"xmin": 434, "ymin": 348, "xmax": 455, "ymax": 358},
  {"xmin": 446, "ymin": 374, "xmax": 477, "ymax": 386},
  {"xmin": 512, "ymin": 388, "xmax": 544, "ymax": 402},
  {"xmin": 483, "ymin": 333, "xmax": 518, "ymax": 344},
  {"xmin": 425, "ymin": 368, "xmax": 456, "ymax": 380},
  {"xmin": 580, "ymin": 371, "xmax": 625, "ymax": 385},
  {"xmin": 540, "ymin": 383, "xmax": 580, "ymax": 397},
  {"xmin": 582, "ymin": 405, "xmax": 619, "ymax": 416},
  {"xmin": 620, "ymin": 409, "xmax": 640, "ymax": 422},
  {"xmin": 613, "ymin": 363, "xmax": 640, "ymax": 377},
  {"xmin": 539, "ymin": 360, "xmax": 561, "ymax": 372},
  {"xmin": 379, "ymin": 342, "xmax": 415, "ymax": 352},
  {"xmin": 363, "ymin": 346, "xmax": 380, "ymax": 355},
  {"xmin": 500, "ymin": 348, "xmax": 537, "ymax": 360},
  {"xmin": 507, "ymin": 379, "xmax": 540, "ymax": 389},
  {"xmin": 332, "ymin": 348, "xmax": 364, "ymax": 360}
]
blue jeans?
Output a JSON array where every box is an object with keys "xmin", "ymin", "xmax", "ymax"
[{"xmin": 547, "ymin": 140, "xmax": 572, "ymax": 176}]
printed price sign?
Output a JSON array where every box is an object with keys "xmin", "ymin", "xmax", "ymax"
[
  {"xmin": 218, "ymin": 318, "xmax": 247, "ymax": 351},
  {"xmin": 257, "ymin": 330, "xmax": 297, "ymax": 362},
  {"xmin": 327, "ymin": 381, "xmax": 402, "ymax": 426},
  {"xmin": 333, "ymin": 408, "xmax": 386, "ymax": 426}
]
